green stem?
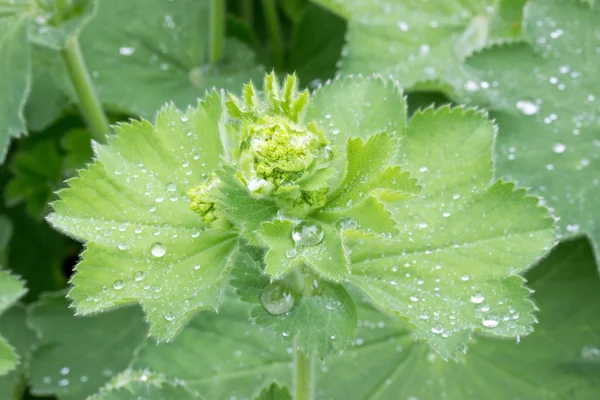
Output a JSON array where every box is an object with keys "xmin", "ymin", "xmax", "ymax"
[
  {"xmin": 293, "ymin": 340, "xmax": 315, "ymax": 400},
  {"xmin": 261, "ymin": 0, "xmax": 284, "ymax": 70},
  {"xmin": 60, "ymin": 37, "xmax": 110, "ymax": 143},
  {"xmin": 209, "ymin": 0, "xmax": 225, "ymax": 65}
]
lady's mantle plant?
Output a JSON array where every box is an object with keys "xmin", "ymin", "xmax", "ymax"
[{"xmin": 47, "ymin": 73, "xmax": 555, "ymax": 382}]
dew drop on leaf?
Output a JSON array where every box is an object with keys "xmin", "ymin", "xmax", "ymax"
[
  {"xmin": 291, "ymin": 220, "xmax": 324, "ymax": 246},
  {"xmin": 335, "ymin": 216, "xmax": 359, "ymax": 230},
  {"xmin": 285, "ymin": 248, "xmax": 298, "ymax": 259},
  {"xmin": 113, "ymin": 280, "xmax": 124, "ymax": 290},
  {"xmin": 515, "ymin": 100, "xmax": 540, "ymax": 115},
  {"xmin": 581, "ymin": 345, "xmax": 600, "ymax": 360},
  {"xmin": 134, "ymin": 271, "xmax": 145, "ymax": 281},
  {"xmin": 150, "ymin": 243, "xmax": 166, "ymax": 257},
  {"xmin": 164, "ymin": 312, "xmax": 175, "ymax": 321},
  {"xmin": 470, "ymin": 292, "xmax": 485, "ymax": 304},
  {"xmin": 552, "ymin": 142, "xmax": 566, "ymax": 154},
  {"xmin": 260, "ymin": 282, "xmax": 295, "ymax": 315},
  {"xmin": 482, "ymin": 315, "xmax": 499, "ymax": 328},
  {"xmin": 166, "ymin": 182, "xmax": 177, "ymax": 192}
]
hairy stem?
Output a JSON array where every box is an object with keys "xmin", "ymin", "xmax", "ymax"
[
  {"xmin": 261, "ymin": 0, "xmax": 284, "ymax": 70},
  {"xmin": 60, "ymin": 37, "xmax": 110, "ymax": 143},
  {"xmin": 209, "ymin": 0, "xmax": 225, "ymax": 65},
  {"xmin": 293, "ymin": 340, "xmax": 315, "ymax": 400}
]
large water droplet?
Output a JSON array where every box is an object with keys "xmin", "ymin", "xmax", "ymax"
[
  {"xmin": 260, "ymin": 282, "xmax": 295, "ymax": 315},
  {"xmin": 150, "ymin": 243, "xmax": 166, "ymax": 257},
  {"xmin": 292, "ymin": 220, "xmax": 324, "ymax": 246},
  {"xmin": 515, "ymin": 100, "xmax": 540, "ymax": 116},
  {"xmin": 113, "ymin": 280, "xmax": 124, "ymax": 290}
]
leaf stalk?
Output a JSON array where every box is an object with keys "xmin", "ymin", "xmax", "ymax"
[
  {"xmin": 209, "ymin": 0, "xmax": 225, "ymax": 65},
  {"xmin": 293, "ymin": 339, "xmax": 315, "ymax": 400},
  {"xmin": 261, "ymin": 0, "xmax": 284, "ymax": 70},
  {"xmin": 60, "ymin": 36, "xmax": 110, "ymax": 143}
]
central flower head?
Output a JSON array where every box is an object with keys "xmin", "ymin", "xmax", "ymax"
[{"xmin": 226, "ymin": 74, "xmax": 336, "ymax": 215}]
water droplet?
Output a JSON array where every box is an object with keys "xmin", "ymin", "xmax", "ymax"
[
  {"xmin": 285, "ymin": 248, "xmax": 297, "ymax": 258},
  {"xmin": 325, "ymin": 299, "xmax": 340, "ymax": 311},
  {"xmin": 134, "ymin": 271, "xmax": 145, "ymax": 281},
  {"xmin": 461, "ymin": 274, "xmax": 470, "ymax": 281},
  {"xmin": 113, "ymin": 280, "xmax": 124, "ymax": 290},
  {"xmin": 482, "ymin": 315, "xmax": 499, "ymax": 328},
  {"xmin": 150, "ymin": 243, "xmax": 166, "ymax": 257},
  {"xmin": 193, "ymin": 264, "xmax": 201, "ymax": 270},
  {"xmin": 335, "ymin": 217, "xmax": 358, "ymax": 230},
  {"xmin": 60, "ymin": 367, "xmax": 70, "ymax": 375},
  {"xmin": 515, "ymin": 100, "xmax": 540, "ymax": 116},
  {"xmin": 431, "ymin": 325, "xmax": 443, "ymax": 334},
  {"xmin": 166, "ymin": 182, "xmax": 177, "ymax": 192},
  {"xmin": 260, "ymin": 282, "xmax": 295, "ymax": 315},
  {"xmin": 397, "ymin": 21, "xmax": 409, "ymax": 31},
  {"xmin": 470, "ymin": 292, "xmax": 485, "ymax": 304},
  {"xmin": 164, "ymin": 312, "xmax": 175, "ymax": 321},
  {"xmin": 58, "ymin": 379, "xmax": 69, "ymax": 386},
  {"xmin": 291, "ymin": 220, "xmax": 324, "ymax": 246},
  {"xmin": 119, "ymin": 46, "xmax": 135, "ymax": 56},
  {"xmin": 552, "ymin": 143, "xmax": 566, "ymax": 154},
  {"xmin": 581, "ymin": 345, "xmax": 600, "ymax": 360}
]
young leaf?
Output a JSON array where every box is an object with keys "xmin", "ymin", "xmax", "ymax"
[
  {"xmin": 459, "ymin": 0, "xmax": 600, "ymax": 264},
  {"xmin": 27, "ymin": 292, "xmax": 148, "ymax": 400},
  {"xmin": 310, "ymin": 0, "xmax": 518, "ymax": 90},
  {"xmin": 88, "ymin": 370, "xmax": 199, "ymax": 399},
  {"xmin": 72, "ymin": 0, "xmax": 265, "ymax": 118},
  {"xmin": 344, "ymin": 106, "xmax": 555, "ymax": 360},
  {"xmin": 255, "ymin": 382, "xmax": 292, "ymax": 400},
  {"xmin": 317, "ymin": 238, "xmax": 600, "ymax": 400},
  {"xmin": 47, "ymin": 101, "xmax": 238, "ymax": 341},
  {"xmin": 0, "ymin": 305, "xmax": 37, "ymax": 398},
  {"xmin": 132, "ymin": 297, "xmax": 291, "ymax": 400},
  {"xmin": 0, "ymin": 271, "xmax": 26, "ymax": 375},
  {"xmin": 230, "ymin": 247, "xmax": 357, "ymax": 359}
]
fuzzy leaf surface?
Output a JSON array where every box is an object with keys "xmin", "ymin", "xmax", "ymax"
[
  {"xmin": 89, "ymin": 370, "xmax": 199, "ymax": 400},
  {"xmin": 132, "ymin": 298, "xmax": 291, "ymax": 400},
  {"xmin": 344, "ymin": 106, "xmax": 555, "ymax": 359},
  {"xmin": 317, "ymin": 238, "xmax": 600, "ymax": 400},
  {"xmin": 27, "ymin": 293, "xmax": 147, "ymax": 400},
  {"xmin": 0, "ymin": 305, "xmax": 37, "ymax": 398},
  {"xmin": 47, "ymin": 100, "xmax": 238, "ymax": 341},
  {"xmin": 460, "ymin": 0, "xmax": 600, "ymax": 263},
  {"xmin": 230, "ymin": 247, "xmax": 357, "ymax": 359},
  {"xmin": 311, "ymin": 0, "xmax": 514, "ymax": 89},
  {"xmin": 0, "ymin": 271, "xmax": 26, "ymax": 375},
  {"xmin": 75, "ymin": 0, "xmax": 264, "ymax": 118}
]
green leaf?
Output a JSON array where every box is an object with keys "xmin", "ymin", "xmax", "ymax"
[
  {"xmin": 256, "ymin": 219, "xmax": 348, "ymax": 281},
  {"xmin": 287, "ymin": 4, "xmax": 346, "ymax": 84},
  {"xmin": 0, "ymin": 12, "xmax": 30, "ymax": 163},
  {"xmin": 311, "ymin": 0, "xmax": 497, "ymax": 89},
  {"xmin": 5, "ymin": 139, "xmax": 63, "ymax": 217},
  {"xmin": 255, "ymin": 382, "xmax": 291, "ymax": 400},
  {"xmin": 344, "ymin": 106, "xmax": 556, "ymax": 360},
  {"xmin": 74, "ymin": 0, "xmax": 264, "ymax": 118},
  {"xmin": 0, "ymin": 305, "xmax": 37, "ymax": 399},
  {"xmin": 0, "ymin": 271, "xmax": 26, "ymax": 375},
  {"xmin": 305, "ymin": 76, "xmax": 406, "ymax": 149},
  {"xmin": 459, "ymin": 0, "xmax": 600, "ymax": 263},
  {"xmin": 231, "ymin": 246, "xmax": 357, "ymax": 359},
  {"xmin": 132, "ymin": 297, "xmax": 291, "ymax": 400},
  {"xmin": 89, "ymin": 370, "xmax": 199, "ymax": 400},
  {"xmin": 61, "ymin": 128, "xmax": 94, "ymax": 172},
  {"xmin": 317, "ymin": 132, "xmax": 420, "ymax": 235},
  {"xmin": 316, "ymin": 238, "xmax": 600, "ymax": 400},
  {"xmin": 47, "ymin": 101, "xmax": 239, "ymax": 341},
  {"xmin": 27, "ymin": 292, "xmax": 148, "ymax": 400},
  {"xmin": 6, "ymin": 204, "xmax": 69, "ymax": 300}
]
